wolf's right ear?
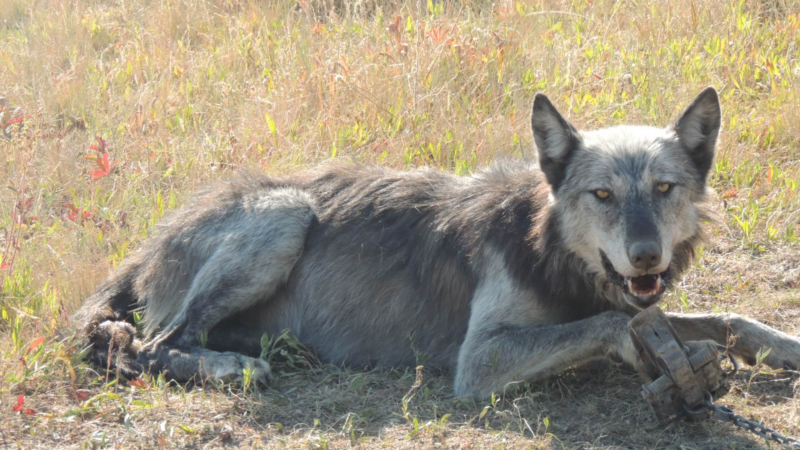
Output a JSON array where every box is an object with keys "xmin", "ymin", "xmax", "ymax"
[
  {"xmin": 673, "ymin": 87, "xmax": 721, "ymax": 184},
  {"xmin": 531, "ymin": 94, "xmax": 581, "ymax": 191}
]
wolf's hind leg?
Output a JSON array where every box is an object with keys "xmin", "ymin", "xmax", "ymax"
[
  {"xmin": 142, "ymin": 346, "xmax": 273, "ymax": 384},
  {"xmin": 140, "ymin": 188, "xmax": 315, "ymax": 383}
]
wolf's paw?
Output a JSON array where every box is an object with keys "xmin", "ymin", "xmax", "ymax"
[
  {"xmin": 200, "ymin": 352, "xmax": 273, "ymax": 384},
  {"xmin": 756, "ymin": 334, "xmax": 800, "ymax": 371},
  {"xmin": 88, "ymin": 320, "xmax": 143, "ymax": 378},
  {"xmin": 92, "ymin": 320, "xmax": 137, "ymax": 348}
]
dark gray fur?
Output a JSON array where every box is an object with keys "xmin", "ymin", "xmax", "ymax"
[{"xmin": 75, "ymin": 88, "xmax": 800, "ymax": 398}]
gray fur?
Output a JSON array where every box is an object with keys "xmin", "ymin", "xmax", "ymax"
[{"xmin": 75, "ymin": 88, "xmax": 800, "ymax": 398}]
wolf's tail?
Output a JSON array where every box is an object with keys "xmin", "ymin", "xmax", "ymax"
[{"xmin": 74, "ymin": 258, "xmax": 144, "ymax": 378}]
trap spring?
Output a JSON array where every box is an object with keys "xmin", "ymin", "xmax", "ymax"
[{"xmin": 630, "ymin": 306, "xmax": 800, "ymax": 448}]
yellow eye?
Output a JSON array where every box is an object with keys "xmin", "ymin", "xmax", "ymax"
[
  {"xmin": 657, "ymin": 183, "xmax": 671, "ymax": 193},
  {"xmin": 595, "ymin": 190, "xmax": 610, "ymax": 199}
]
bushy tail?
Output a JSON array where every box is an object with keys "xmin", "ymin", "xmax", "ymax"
[{"xmin": 74, "ymin": 260, "xmax": 144, "ymax": 379}]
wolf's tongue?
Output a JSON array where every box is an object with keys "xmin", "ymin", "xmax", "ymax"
[{"xmin": 629, "ymin": 274, "xmax": 659, "ymax": 294}]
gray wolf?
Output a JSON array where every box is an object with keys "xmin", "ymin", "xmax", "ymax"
[{"xmin": 75, "ymin": 88, "xmax": 800, "ymax": 398}]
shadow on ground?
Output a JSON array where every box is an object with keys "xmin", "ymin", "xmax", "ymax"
[{"xmin": 238, "ymin": 361, "xmax": 785, "ymax": 449}]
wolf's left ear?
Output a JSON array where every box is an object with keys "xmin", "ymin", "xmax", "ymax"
[
  {"xmin": 673, "ymin": 87, "xmax": 721, "ymax": 183},
  {"xmin": 532, "ymin": 94, "xmax": 581, "ymax": 191}
]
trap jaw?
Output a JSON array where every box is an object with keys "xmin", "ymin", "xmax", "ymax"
[{"xmin": 629, "ymin": 306, "xmax": 734, "ymax": 423}]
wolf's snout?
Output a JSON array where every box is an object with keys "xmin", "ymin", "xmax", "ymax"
[{"xmin": 628, "ymin": 241, "xmax": 662, "ymax": 271}]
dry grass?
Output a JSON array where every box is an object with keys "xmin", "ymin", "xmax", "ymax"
[{"xmin": 1, "ymin": 0, "xmax": 799, "ymax": 448}]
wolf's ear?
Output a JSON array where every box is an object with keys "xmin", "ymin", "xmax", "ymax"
[
  {"xmin": 674, "ymin": 87, "xmax": 721, "ymax": 183},
  {"xmin": 531, "ymin": 94, "xmax": 581, "ymax": 191}
]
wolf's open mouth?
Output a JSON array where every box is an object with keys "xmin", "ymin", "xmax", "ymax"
[
  {"xmin": 626, "ymin": 273, "xmax": 661, "ymax": 296},
  {"xmin": 599, "ymin": 252, "xmax": 670, "ymax": 299}
]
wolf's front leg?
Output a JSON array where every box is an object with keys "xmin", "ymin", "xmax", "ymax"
[
  {"xmin": 668, "ymin": 312, "xmax": 800, "ymax": 370},
  {"xmin": 454, "ymin": 311, "xmax": 641, "ymax": 398}
]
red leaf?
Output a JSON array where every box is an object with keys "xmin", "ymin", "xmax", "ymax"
[
  {"xmin": 90, "ymin": 153, "xmax": 117, "ymax": 180},
  {"xmin": 13, "ymin": 395, "xmax": 24, "ymax": 412},
  {"xmin": 0, "ymin": 262, "xmax": 9, "ymax": 270},
  {"xmin": 91, "ymin": 136, "xmax": 107, "ymax": 153},
  {"xmin": 129, "ymin": 377, "xmax": 149, "ymax": 390},
  {"xmin": 73, "ymin": 390, "xmax": 90, "ymax": 402},
  {"xmin": 722, "ymin": 189, "xmax": 739, "ymax": 199},
  {"xmin": 97, "ymin": 153, "xmax": 110, "ymax": 172},
  {"xmin": 25, "ymin": 337, "xmax": 45, "ymax": 356},
  {"xmin": 24, "ymin": 408, "xmax": 35, "ymax": 416},
  {"xmin": 90, "ymin": 168, "xmax": 108, "ymax": 180},
  {"xmin": 2, "ymin": 116, "xmax": 25, "ymax": 127},
  {"xmin": 65, "ymin": 209, "xmax": 93, "ymax": 224}
]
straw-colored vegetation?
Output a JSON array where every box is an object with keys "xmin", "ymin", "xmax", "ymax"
[{"xmin": 1, "ymin": 0, "xmax": 799, "ymax": 448}]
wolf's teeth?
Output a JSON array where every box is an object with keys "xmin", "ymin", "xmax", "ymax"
[{"xmin": 627, "ymin": 275, "xmax": 663, "ymax": 295}]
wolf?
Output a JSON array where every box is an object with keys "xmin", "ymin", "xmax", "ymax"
[{"xmin": 75, "ymin": 88, "xmax": 800, "ymax": 398}]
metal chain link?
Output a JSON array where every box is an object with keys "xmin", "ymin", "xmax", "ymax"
[
  {"xmin": 729, "ymin": 412, "xmax": 800, "ymax": 449},
  {"xmin": 705, "ymin": 396, "xmax": 800, "ymax": 449}
]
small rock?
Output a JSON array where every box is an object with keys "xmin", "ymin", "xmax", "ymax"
[{"xmin": 219, "ymin": 425, "xmax": 234, "ymax": 442}]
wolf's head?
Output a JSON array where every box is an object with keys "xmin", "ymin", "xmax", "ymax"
[{"xmin": 532, "ymin": 88, "xmax": 720, "ymax": 310}]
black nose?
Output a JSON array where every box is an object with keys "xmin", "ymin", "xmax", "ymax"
[{"xmin": 628, "ymin": 241, "xmax": 662, "ymax": 271}]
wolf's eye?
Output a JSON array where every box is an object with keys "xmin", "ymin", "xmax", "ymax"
[
  {"xmin": 657, "ymin": 183, "xmax": 672, "ymax": 193},
  {"xmin": 593, "ymin": 190, "xmax": 610, "ymax": 200}
]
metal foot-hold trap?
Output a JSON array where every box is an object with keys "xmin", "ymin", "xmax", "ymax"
[
  {"xmin": 629, "ymin": 306, "xmax": 800, "ymax": 448},
  {"xmin": 629, "ymin": 305, "xmax": 734, "ymax": 422}
]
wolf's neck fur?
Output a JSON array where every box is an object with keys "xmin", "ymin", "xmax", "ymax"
[{"xmin": 463, "ymin": 163, "xmax": 620, "ymax": 320}]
